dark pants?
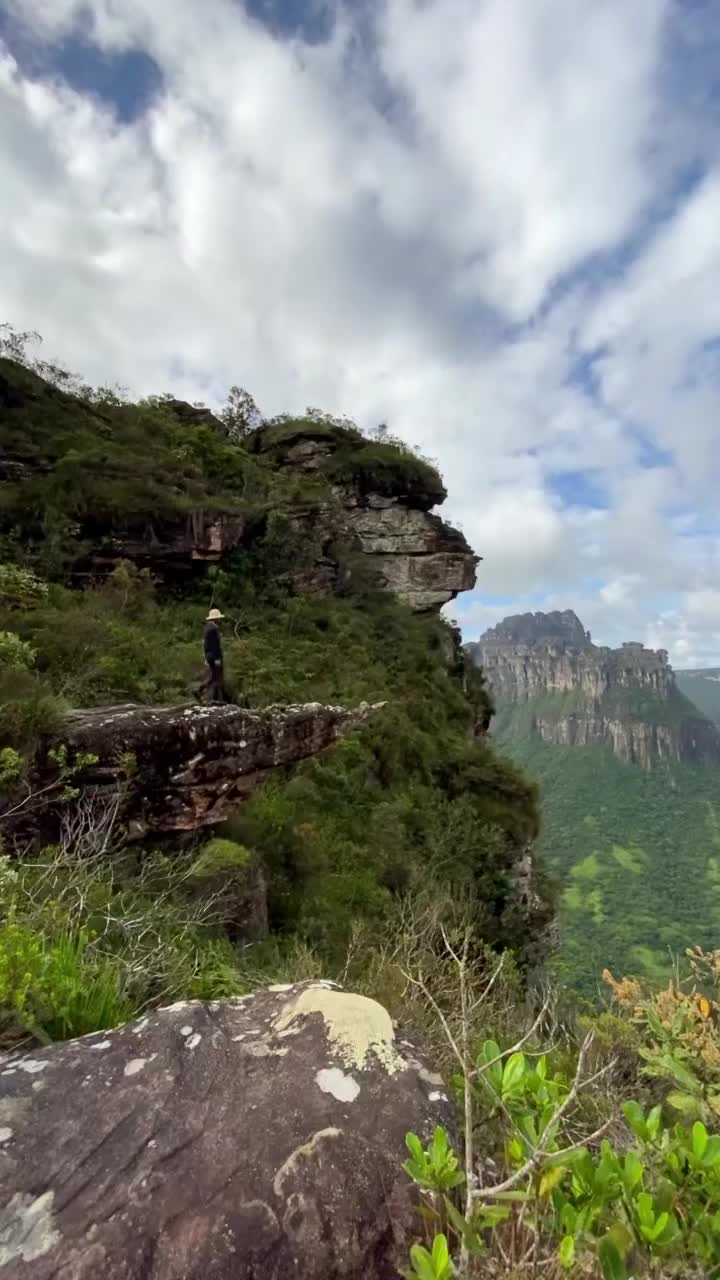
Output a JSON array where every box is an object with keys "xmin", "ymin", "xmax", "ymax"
[{"xmin": 197, "ymin": 660, "xmax": 225, "ymax": 704}]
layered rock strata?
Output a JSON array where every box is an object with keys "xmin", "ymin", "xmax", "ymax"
[
  {"xmin": 473, "ymin": 610, "xmax": 720, "ymax": 767},
  {"xmin": 8, "ymin": 701, "xmax": 382, "ymax": 840}
]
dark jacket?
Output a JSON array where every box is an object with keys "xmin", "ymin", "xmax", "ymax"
[{"xmin": 203, "ymin": 621, "xmax": 223, "ymax": 665}]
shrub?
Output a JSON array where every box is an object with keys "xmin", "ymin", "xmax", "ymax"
[
  {"xmin": 604, "ymin": 948, "xmax": 720, "ymax": 1123},
  {"xmin": 0, "ymin": 563, "xmax": 49, "ymax": 610},
  {"xmin": 327, "ymin": 440, "xmax": 446, "ymax": 507},
  {"xmin": 0, "ymin": 747, "xmax": 22, "ymax": 789},
  {"xmin": 0, "ymin": 920, "xmax": 138, "ymax": 1045},
  {"xmin": 190, "ymin": 838, "xmax": 252, "ymax": 877},
  {"xmin": 0, "ymin": 630, "xmax": 36, "ymax": 672}
]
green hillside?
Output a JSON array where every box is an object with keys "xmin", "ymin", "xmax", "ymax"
[
  {"xmin": 677, "ymin": 668, "xmax": 720, "ymax": 727},
  {"xmin": 0, "ymin": 343, "xmax": 550, "ymax": 1050},
  {"xmin": 493, "ymin": 698, "xmax": 720, "ymax": 996}
]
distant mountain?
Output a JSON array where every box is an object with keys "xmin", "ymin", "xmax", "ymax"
[
  {"xmin": 676, "ymin": 668, "xmax": 720, "ymax": 728},
  {"xmin": 469, "ymin": 609, "xmax": 720, "ymax": 768},
  {"xmin": 469, "ymin": 611, "xmax": 720, "ymax": 994}
]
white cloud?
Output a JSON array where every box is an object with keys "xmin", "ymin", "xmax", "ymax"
[{"xmin": 0, "ymin": 0, "xmax": 719, "ymax": 661}]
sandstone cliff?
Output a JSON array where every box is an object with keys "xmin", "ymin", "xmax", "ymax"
[
  {"xmin": 5, "ymin": 700, "xmax": 382, "ymax": 842},
  {"xmin": 249, "ymin": 422, "xmax": 478, "ymax": 612},
  {"xmin": 472, "ymin": 610, "xmax": 720, "ymax": 767},
  {"xmin": 0, "ymin": 358, "xmax": 477, "ymax": 613}
]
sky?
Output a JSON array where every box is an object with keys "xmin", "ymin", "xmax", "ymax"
[{"xmin": 1, "ymin": 0, "xmax": 720, "ymax": 666}]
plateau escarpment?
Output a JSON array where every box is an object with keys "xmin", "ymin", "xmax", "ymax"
[{"xmin": 472, "ymin": 610, "xmax": 720, "ymax": 767}]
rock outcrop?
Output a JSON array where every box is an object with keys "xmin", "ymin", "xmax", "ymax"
[
  {"xmin": 253, "ymin": 424, "xmax": 478, "ymax": 612},
  {"xmin": 1, "ymin": 358, "xmax": 478, "ymax": 612},
  {"xmin": 0, "ymin": 981, "xmax": 453, "ymax": 1280},
  {"xmin": 472, "ymin": 610, "xmax": 720, "ymax": 767},
  {"xmin": 11, "ymin": 701, "xmax": 383, "ymax": 840}
]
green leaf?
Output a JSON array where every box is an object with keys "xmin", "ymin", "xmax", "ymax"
[
  {"xmin": 643, "ymin": 1211, "xmax": 669, "ymax": 1243},
  {"xmin": 693, "ymin": 1120, "xmax": 708, "ymax": 1159},
  {"xmin": 702, "ymin": 1135, "xmax": 720, "ymax": 1166},
  {"xmin": 623, "ymin": 1100, "xmax": 647, "ymax": 1140},
  {"xmin": 480, "ymin": 1039, "xmax": 503, "ymax": 1090},
  {"xmin": 645, "ymin": 1008, "xmax": 665, "ymax": 1039},
  {"xmin": 539, "ymin": 1165, "xmax": 567, "ymax": 1197},
  {"xmin": 665, "ymin": 1056, "xmax": 702, "ymax": 1093},
  {"xmin": 635, "ymin": 1192, "xmax": 654, "ymax": 1228},
  {"xmin": 406, "ymin": 1133, "xmax": 425, "ymax": 1162},
  {"xmin": 558, "ymin": 1235, "xmax": 575, "ymax": 1269},
  {"xmin": 502, "ymin": 1051, "xmax": 527, "ymax": 1095},
  {"xmin": 598, "ymin": 1236, "xmax": 627, "ymax": 1280},
  {"xmin": 646, "ymin": 1104, "xmax": 663, "ymax": 1140},
  {"xmin": 431, "ymin": 1234, "xmax": 450, "ymax": 1271},
  {"xmin": 623, "ymin": 1152, "xmax": 643, "ymax": 1193},
  {"xmin": 536, "ymin": 1056, "xmax": 547, "ymax": 1080},
  {"xmin": 430, "ymin": 1127, "xmax": 449, "ymax": 1163},
  {"xmin": 408, "ymin": 1244, "xmax": 436, "ymax": 1280}
]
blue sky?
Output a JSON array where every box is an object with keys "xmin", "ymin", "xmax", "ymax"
[{"xmin": 1, "ymin": 0, "xmax": 720, "ymax": 663}]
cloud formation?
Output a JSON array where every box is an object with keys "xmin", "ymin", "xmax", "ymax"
[{"xmin": 1, "ymin": 0, "xmax": 719, "ymax": 664}]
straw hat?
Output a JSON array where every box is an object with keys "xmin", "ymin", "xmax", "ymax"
[{"xmin": 206, "ymin": 608, "xmax": 225, "ymax": 621}]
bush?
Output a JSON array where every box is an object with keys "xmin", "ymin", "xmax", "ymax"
[
  {"xmin": 0, "ymin": 630, "xmax": 36, "ymax": 672},
  {"xmin": 0, "ymin": 670, "xmax": 65, "ymax": 751},
  {"xmin": 190, "ymin": 838, "xmax": 251, "ymax": 877},
  {"xmin": 0, "ymin": 920, "xmax": 138, "ymax": 1045},
  {"xmin": 327, "ymin": 440, "xmax": 446, "ymax": 507},
  {"xmin": 0, "ymin": 563, "xmax": 49, "ymax": 610},
  {"xmin": 401, "ymin": 935, "xmax": 720, "ymax": 1280}
]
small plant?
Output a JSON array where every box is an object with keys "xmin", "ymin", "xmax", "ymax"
[
  {"xmin": 404, "ymin": 1128, "xmax": 466, "ymax": 1194},
  {"xmin": 406, "ymin": 1233, "xmax": 454, "ymax": 1280}
]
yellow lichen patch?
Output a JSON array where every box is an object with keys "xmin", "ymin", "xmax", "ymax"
[{"xmin": 274, "ymin": 987, "xmax": 405, "ymax": 1074}]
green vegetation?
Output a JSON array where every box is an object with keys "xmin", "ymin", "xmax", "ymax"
[
  {"xmin": 491, "ymin": 711, "xmax": 720, "ymax": 995},
  {"xmin": 676, "ymin": 669, "xmax": 720, "ymax": 728},
  {"xmin": 401, "ymin": 937, "xmax": 720, "ymax": 1278},
  {"xmin": 0, "ymin": 338, "xmax": 545, "ymax": 1055},
  {"xmin": 5, "ymin": 333, "xmax": 720, "ymax": 1278}
]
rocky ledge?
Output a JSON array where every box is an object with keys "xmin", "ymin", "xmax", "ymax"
[
  {"xmin": 0, "ymin": 980, "xmax": 453, "ymax": 1279},
  {"xmin": 10, "ymin": 701, "xmax": 382, "ymax": 840}
]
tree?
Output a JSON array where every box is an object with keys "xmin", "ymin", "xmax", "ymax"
[{"xmin": 220, "ymin": 385, "xmax": 262, "ymax": 442}]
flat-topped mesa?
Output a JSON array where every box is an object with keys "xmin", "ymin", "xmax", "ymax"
[
  {"xmin": 249, "ymin": 420, "xmax": 479, "ymax": 612},
  {"xmin": 479, "ymin": 609, "xmax": 592, "ymax": 653},
  {"xmin": 474, "ymin": 610, "xmax": 720, "ymax": 768},
  {"xmin": 11, "ymin": 700, "xmax": 383, "ymax": 841}
]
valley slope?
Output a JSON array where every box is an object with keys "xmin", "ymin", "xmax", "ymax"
[{"xmin": 470, "ymin": 611, "xmax": 720, "ymax": 995}]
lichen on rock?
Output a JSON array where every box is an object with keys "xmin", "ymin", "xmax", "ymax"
[{"xmin": 0, "ymin": 981, "xmax": 454, "ymax": 1280}]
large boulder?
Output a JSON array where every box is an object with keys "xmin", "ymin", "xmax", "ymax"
[{"xmin": 0, "ymin": 981, "xmax": 454, "ymax": 1279}]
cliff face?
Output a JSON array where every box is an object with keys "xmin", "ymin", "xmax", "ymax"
[
  {"xmin": 7, "ymin": 700, "xmax": 382, "ymax": 841},
  {"xmin": 0, "ymin": 359, "xmax": 477, "ymax": 613},
  {"xmin": 250, "ymin": 424, "xmax": 478, "ymax": 612},
  {"xmin": 473, "ymin": 610, "xmax": 720, "ymax": 767}
]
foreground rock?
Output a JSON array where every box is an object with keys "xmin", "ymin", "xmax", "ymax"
[
  {"xmin": 15, "ymin": 701, "xmax": 382, "ymax": 839},
  {"xmin": 0, "ymin": 981, "xmax": 453, "ymax": 1279}
]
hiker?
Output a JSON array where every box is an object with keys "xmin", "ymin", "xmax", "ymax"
[{"xmin": 198, "ymin": 607, "xmax": 226, "ymax": 703}]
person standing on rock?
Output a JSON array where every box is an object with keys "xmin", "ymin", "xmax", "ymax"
[{"xmin": 198, "ymin": 607, "xmax": 226, "ymax": 703}]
